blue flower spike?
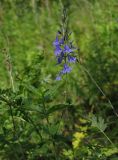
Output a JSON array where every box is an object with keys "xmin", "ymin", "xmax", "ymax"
[{"xmin": 53, "ymin": 30, "xmax": 77, "ymax": 80}]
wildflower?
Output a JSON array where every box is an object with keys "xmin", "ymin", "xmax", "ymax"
[
  {"xmin": 53, "ymin": 36, "xmax": 64, "ymax": 47},
  {"xmin": 53, "ymin": 11, "xmax": 78, "ymax": 81},
  {"xmin": 57, "ymin": 55, "xmax": 63, "ymax": 64},
  {"xmin": 61, "ymin": 64, "xmax": 72, "ymax": 74},
  {"xmin": 68, "ymin": 55, "xmax": 76, "ymax": 63},
  {"xmin": 53, "ymin": 35, "xmax": 77, "ymax": 80},
  {"xmin": 60, "ymin": 38, "xmax": 64, "ymax": 45},
  {"xmin": 64, "ymin": 45, "xmax": 73, "ymax": 53},
  {"xmin": 53, "ymin": 36, "xmax": 60, "ymax": 47},
  {"xmin": 54, "ymin": 46, "xmax": 62, "ymax": 56},
  {"xmin": 56, "ymin": 75, "xmax": 61, "ymax": 81}
]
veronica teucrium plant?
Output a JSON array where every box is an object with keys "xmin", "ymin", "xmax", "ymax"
[{"xmin": 53, "ymin": 9, "xmax": 78, "ymax": 80}]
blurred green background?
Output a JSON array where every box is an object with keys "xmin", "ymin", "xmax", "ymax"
[{"xmin": 0, "ymin": 0, "xmax": 118, "ymax": 159}]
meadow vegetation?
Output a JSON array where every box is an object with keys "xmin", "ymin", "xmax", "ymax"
[{"xmin": 0, "ymin": 0, "xmax": 118, "ymax": 159}]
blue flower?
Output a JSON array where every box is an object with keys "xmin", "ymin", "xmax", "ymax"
[
  {"xmin": 57, "ymin": 52, "xmax": 64, "ymax": 64},
  {"xmin": 61, "ymin": 64, "xmax": 72, "ymax": 74},
  {"xmin": 53, "ymin": 36, "xmax": 64, "ymax": 47},
  {"xmin": 56, "ymin": 75, "xmax": 61, "ymax": 81},
  {"xmin": 68, "ymin": 55, "xmax": 76, "ymax": 63},
  {"xmin": 64, "ymin": 45, "xmax": 73, "ymax": 53},
  {"xmin": 60, "ymin": 38, "xmax": 64, "ymax": 45},
  {"xmin": 57, "ymin": 56, "xmax": 63, "ymax": 64},
  {"xmin": 53, "ymin": 36, "xmax": 60, "ymax": 47},
  {"xmin": 53, "ymin": 32, "xmax": 77, "ymax": 81},
  {"xmin": 54, "ymin": 46, "xmax": 62, "ymax": 56}
]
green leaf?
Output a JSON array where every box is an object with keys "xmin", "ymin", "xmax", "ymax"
[
  {"xmin": 91, "ymin": 114, "xmax": 107, "ymax": 132},
  {"xmin": 47, "ymin": 104, "xmax": 73, "ymax": 115},
  {"xmin": 48, "ymin": 124, "xmax": 59, "ymax": 136}
]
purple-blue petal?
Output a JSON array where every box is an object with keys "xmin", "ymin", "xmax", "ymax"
[
  {"xmin": 56, "ymin": 76, "xmax": 61, "ymax": 81},
  {"xmin": 60, "ymin": 38, "xmax": 64, "ymax": 45},
  {"xmin": 53, "ymin": 36, "xmax": 64, "ymax": 47},
  {"xmin": 61, "ymin": 64, "xmax": 72, "ymax": 74},
  {"xmin": 57, "ymin": 56, "xmax": 63, "ymax": 64},
  {"xmin": 57, "ymin": 52, "xmax": 64, "ymax": 64},
  {"xmin": 54, "ymin": 46, "xmax": 62, "ymax": 56},
  {"xmin": 64, "ymin": 45, "xmax": 73, "ymax": 53},
  {"xmin": 53, "ymin": 36, "xmax": 60, "ymax": 47},
  {"xmin": 68, "ymin": 55, "xmax": 76, "ymax": 63}
]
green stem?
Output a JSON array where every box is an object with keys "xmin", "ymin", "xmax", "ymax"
[
  {"xmin": 100, "ymin": 129, "xmax": 114, "ymax": 146},
  {"xmin": 9, "ymin": 70, "xmax": 15, "ymax": 92}
]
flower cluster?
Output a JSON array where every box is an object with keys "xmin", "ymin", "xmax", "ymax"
[{"xmin": 53, "ymin": 33, "xmax": 77, "ymax": 80}]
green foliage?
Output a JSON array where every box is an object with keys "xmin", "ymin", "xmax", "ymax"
[{"xmin": 91, "ymin": 114, "xmax": 107, "ymax": 132}]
